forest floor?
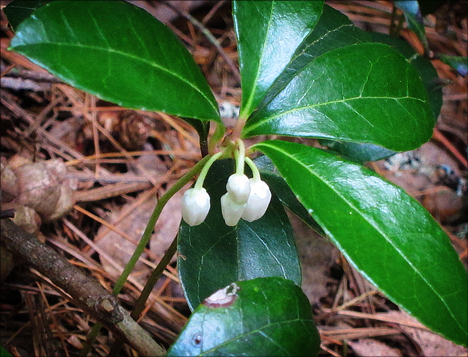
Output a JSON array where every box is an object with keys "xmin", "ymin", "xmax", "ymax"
[{"xmin": 1, "ymin": 1, "xmax": 467, "ymax": 356}]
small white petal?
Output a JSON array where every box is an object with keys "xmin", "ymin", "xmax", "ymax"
[
  {"xmin": 242, "ymin": 179, "xmax": 272, "ymax": 222},
  {"xmin": 181, "ymin": 188, "xmax": 210, "ymax": 226},
  {"xmin": 221, "ymin": 192, "xmax": 246, "ymax": 226},
  {"xmin": 226, "ymin": 174, "xmax": 251, "ymax": 204}
]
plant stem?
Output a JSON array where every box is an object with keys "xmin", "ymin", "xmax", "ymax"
[
  {"xmin": 0, "ymin": 219, "xmax": 165, "ymax": 357},
  {"xmin": 245, "ymin": 157, "xmax": 260, "ymax": 181},
  {"xmin": 194, "ymin": 151, "xmax": 223, "ymax": 190},
  {"xmin": 208, "ymin": 122, "xmax": 226, "ymax": 155},
  {"xmin": 108, "ymin": 235, "xmax": 177, "ymax": 357},
  {"xmin": 80, "ymin": 323, "xmax": 102, "ymax": 356},
  {"xmin": 113, "ymin": 155, "xmax": 210, "ymax": 294},
  {"xmin": 131, "ymin": 236, "xmax": 179, "ymax": 320},
  {"xmin": 235, "ymin": 139, "xmax": 246, "ymax": 174},
  {"xmin": 232, "ymin": 116, "xmax": 247, "ymax": 141},
  {"xmin": 81, "ymin": 154, "xmax": 212, "ymax": 355}
]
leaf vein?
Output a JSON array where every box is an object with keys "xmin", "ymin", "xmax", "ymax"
[
  {"xmin": 259, "ymin": 142, "xmax": 461, "ymax": 328},
  {"xmin": 246, "ymin": 95, "xmax": 426, "ymax": 134},
  {"xmin": 18, "ymin": 42, "xmax": 217, "ymax": 114}
]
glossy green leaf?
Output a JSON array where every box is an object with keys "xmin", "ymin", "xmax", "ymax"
[
  {"xmin": 167, "ymin": 277, "xmax": 321, "ymax": 357},
  {"xmin": 319, "ymin": 30, "xmax": 444, "ymax": 163},
  {"xmin": 253, "ymin": 140, "xmax": 468, "ymax": 347},
  {"xmin": 253, "ymin": 155, "xmax": 324, "ymax": 234},
  {"xmin": 315, "ymin": 28, "xmax": 444, "ymax": 163},
  {"xmin": 259, "ymin": 4, "xmax": 370, "ymax": 108},
  {"xmin": 370, "ymin": 32, "xmax": 442, "ymax": 119},
  {"xmin": 4, "ymin": 0, "xmax": 49, "ymax": 31},
  {"xmin": 178, "ymin": 160, "xmax": 301, "ymax": 310},
  {"xmin": 185, "ymin": 119, "xmax": 211, "ymax": 154},
  {"xmin": 244, "ymin": 43, "xmax": 435, "ymax": 152},
  {"xmin": 394, "ymin": 1, "xmax": 430, "ymax": 55},
  {"xmin": 319, "ymin": 140, "xmax": 396, "ymax": 163},
  {"xmin": 233, "ymin": 0, "xmax": 323, "ymax": 118},
  {"xmin": 9, "ymin": 1, "xmax": 221, "ymax": 123}
]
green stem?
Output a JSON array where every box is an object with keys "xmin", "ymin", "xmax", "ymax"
[
  {"xmin": 235, "ymin": 139, "xmax": 246, "ymax": 175},
  {"xmin": 194, "ymin": 151, "xmax": 223, "ymax": 190},
  {"xmin": 108, "ymin": 237, "xmax": 179, "ymax": 357},
  {"xmin": 80, "ymin": 154, "xmax": 212, "ymax": 355},
  {"xmin": 131, "ymin": 236, "xmax": 178, "ymax": 320},
  {"xmin": 244, "ymin": 157, "xmax": 260, "ymax": 182},
  {"xmin": 113, "ymin": 155, "xmax": 211, "ymax": 295},
  {"xmin": 208, "ymin": 122, "xmax": 226, "ymax": 155},
  {"xmin": 80, "ymin": 322, "xmax": 102, "ymax": 356}
]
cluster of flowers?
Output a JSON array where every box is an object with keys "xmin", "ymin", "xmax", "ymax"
[{"xmin": 181, "ymin": 143, "xmax": 272, "ymax": 227}]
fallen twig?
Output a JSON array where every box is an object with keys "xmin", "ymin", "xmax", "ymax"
[{"xmin": 0, "ymin": 219, "xmax": 165, "ymax": 356}]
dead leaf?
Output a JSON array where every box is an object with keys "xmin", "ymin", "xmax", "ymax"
[
  {"xmin": 348, "ymin": 339, "xmax": 402, "ymax": 357},
  {"xmin": 96, "ymin": 195, "xmax": 157, "ymax": 279},
  {"xmin": 382, "ymin": 311, "xmax": 468, "ymax": 356},
  {"xmin": 96, "ymin": 188, "xmax": 183, "ymax": 279}
]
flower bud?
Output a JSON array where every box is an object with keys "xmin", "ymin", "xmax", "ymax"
[
  {"xmin": 221, "ymin": 192, "xmax": 246, "ymax": 226},
  {"xmin": 181, "ymin": 188, "xmax": 210, "ymax": 226},
  {"xmin": 242, "ymin": 179, "xmax": 272, "ymax": 222},
  {"xmin": 226, "ymin": 173, "xmax": 251, "ymax": 204}
]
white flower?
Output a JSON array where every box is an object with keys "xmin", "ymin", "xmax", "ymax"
[
  {"xmin": 226, "ymin": 173, "xmax": 251, "ymax": 204},
  {"xmin": 181, "ymin": 188, "xmax": 210, "ymax": 226},
  {"xmin": 242, "ymin": 179, "xmax": 272, "ymax": 222},
  {"xmin": 221, "ymin": 192, "xmax": 246, "ymax": 226}
]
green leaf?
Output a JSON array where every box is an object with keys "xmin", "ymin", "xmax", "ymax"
[
  {"xmin": 319, "ymin": 140, "xmax": 396, "ymax": 163},
  {"xmin": 0, "ymin": 346, "xmax": 13, "ymax": 357},
  {"xmin": 319, "ymin": 30, "xmax": 443, "ymax": 163},
  {"xmin": 4, "ymin": 0, "xmax": 49, "ymax": 32},
  {"xmin": 253, "ymin": 155, "xmax": 324, "ymax": 234},
  {"xmin": 259, "ymin": 4, "xmax": 370, "ymax": 108},
  {"xmin": 9, "ymin": 1, "xmax": 221, "ymax": 123},
  {"xmin": 233, "ymin": 0, "xmax": 323, "ymax": 118},
  {"xmin": 252, "ymin": 140, "xmax": 468, "ymax": 347},
  {"xmin": 243, "ymin": 43, "xmax": 435, "ymax": 152},
  {"xmin": 167, "ymin": 277, "xmax": 321, "ymax": 357},
  {"xmin": 185, "ymin": 118, "xmax": 211, "ymax": 154},
  {"xmin": 315, "ymin": 27, "xmax": 444, "ymax": 163},
  {"xmin": 178, "ymin": 160, "xmax": 301, "ymax": 310},
  {"xmin": 370, "ymin": 32, "xmax": 442, "ymax": 119},
  {"xmin": 395, "ymin": 1, "xmax": 430, "ymax": 55}
]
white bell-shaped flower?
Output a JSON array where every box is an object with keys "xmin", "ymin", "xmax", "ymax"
[
  {"xmin": 226, "ymin": 173, "xmax": 251, "ymax": 204},
  {"xmin": 242, "ymin": 179, "xmax": 272, "ymax": 222},
  {"xmin": 181, "ymin": 187, "xmax": 210, "ymax": 226},
  {"xmin": 221, "ymin": 192, "xmax": 246, "ymax": 226}
]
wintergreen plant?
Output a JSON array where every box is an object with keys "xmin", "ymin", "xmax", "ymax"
[{"xmin": 5, "ymin": 0, "xmax": 467, "ymax": 355}]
